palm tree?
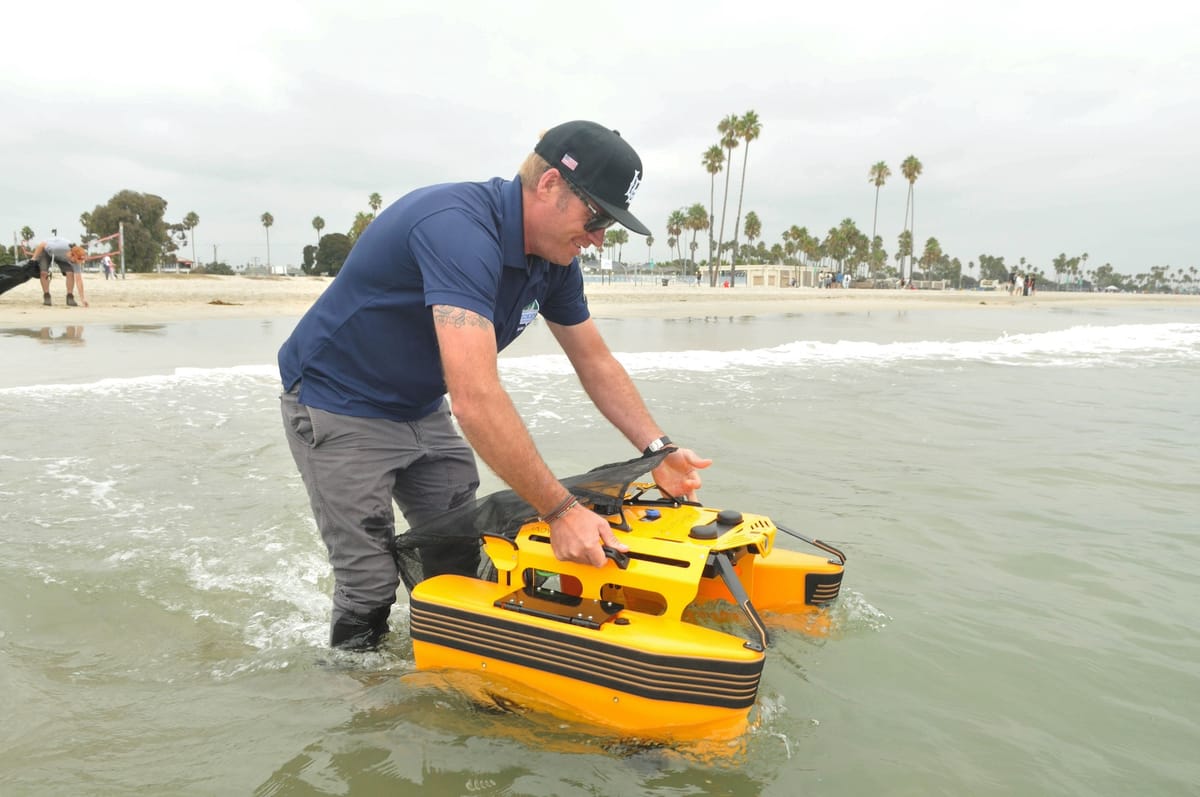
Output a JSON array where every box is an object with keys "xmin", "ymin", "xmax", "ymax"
[
  {"xmin": 183, "ymin": 212, "xmax": 199, "ymax": 268},
  {"xmin": 702, "ymin": 144, "xmax": 724, "ymax": 284},
  {"xmin": 666, "ymin": 209, "xmax": 686, "ymax": 269},
  {"xmin": 312, "ymin": 216, "xmax": 326, "ymax": 249},
  {"xmin": 899, "ymin": 155, "xmax": 923, "ymax": 282},
  {"xmin": 714, "ymin": 114, "xmax": 740, "ymax": 284},
  {"xmin": 729, "ymin": 110, "xmax": 762, "ymax": 287},
  {"xmin": 868, "ymin": 161, "xmax": 891, "ymax": 242},
  {"xmin": 610, "ymin": 228, "xmax": 629, "ymax": 264},
  {"xmin": 645, "ymin": 235, "xmax": 654, "ymax": 270},
  {"xmin": 261, "ymin": 212, "xmax": 274, "ymax": 271},
  {"xmin": 897, "ymin": 230, "xmax": 913, "ymax": 278},
  {"xmin": 685, "ymin": 203, "xmax": 709, "ymax": 272},
  {"xmin": 369, "ymin": 193, "xmax": 382, "ymax": 216},
  {"xmin": 349, "ymin": 211, "xmax": 373, "ymax": 244},
  {"xmin": 743, "ymin": 211, "xmax": 761, "ymax": 256},
  {"xmin": 783, "ymin": 225, "xmax": 800, "ymax": 284}
]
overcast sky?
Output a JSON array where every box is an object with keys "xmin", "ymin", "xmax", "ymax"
[{"xmin": 4, "ymin": 0, "xmax": 1197, "ymax": 275}]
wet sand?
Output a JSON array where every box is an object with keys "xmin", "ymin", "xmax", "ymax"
[{"xmin": 2, "ymin": 272, "xmax": 1196, "ymax": 327}]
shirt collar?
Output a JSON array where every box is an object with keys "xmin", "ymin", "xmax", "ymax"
[{"xmin": 501, "ymin": 178, "xmax": 533, "ymax": 271}]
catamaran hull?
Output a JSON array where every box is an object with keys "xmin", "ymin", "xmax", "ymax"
[{"xmin": 411, "ymin": 575, "xmax": 764, "ymax": 737}]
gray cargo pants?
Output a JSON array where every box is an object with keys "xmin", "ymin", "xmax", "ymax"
[{"xmin": 281, "ymin": 387, "xmax": 480, "ymax": 646}]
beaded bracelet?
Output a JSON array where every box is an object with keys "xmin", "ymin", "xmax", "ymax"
[{"xmin": 540, "ymin": 494, "xmax": 579, "ymax": 523}]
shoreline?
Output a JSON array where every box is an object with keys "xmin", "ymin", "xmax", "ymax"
[{"xmin": 2, "ymin": 273, "xmax": 1198, "ymax": 327}]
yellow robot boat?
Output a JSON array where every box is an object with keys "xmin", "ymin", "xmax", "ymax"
[{"xmin": 400, "ymin": 452, "xmax": 846, "ymax": 740}]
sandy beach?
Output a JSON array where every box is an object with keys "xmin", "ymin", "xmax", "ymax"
[{"xmin": 2, "ymin": 272, "xmax": 1198, "ymax": 327}]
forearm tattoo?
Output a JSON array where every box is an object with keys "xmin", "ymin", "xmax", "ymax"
[{"xmin": 432, "ymin": 305, "xmax": 493, "ymax": 330}]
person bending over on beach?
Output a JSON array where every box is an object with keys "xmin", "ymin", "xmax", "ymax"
[
  {"xmin": 278, "ymin": 120, "xmax": 712, "ymax": 650},
  {"xmin": 32, "ymin": 234, "xmax": 89, "ymax": 307}
]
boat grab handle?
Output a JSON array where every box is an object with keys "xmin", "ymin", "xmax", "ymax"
[
  {"xmin": 776, "ymin": 524, "xmax": 847, "ymax": 566},
  {"xmin": 603, "ymin": 546, "xmax": 631, "ymax": 570}
]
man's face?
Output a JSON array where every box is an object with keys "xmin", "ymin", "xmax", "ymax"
[{"xmin": 543, "ymin": 175, "xmax": 611, "ymax": 265}]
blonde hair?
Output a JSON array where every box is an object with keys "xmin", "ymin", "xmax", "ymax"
[{"xmin": 517, "ymin": 152, "xmax": 553, "ymax": 189}]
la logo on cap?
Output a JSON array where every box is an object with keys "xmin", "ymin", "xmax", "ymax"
[{"xmin": 625, "ymin": 170, "xmax": 641, "ymax": 203}]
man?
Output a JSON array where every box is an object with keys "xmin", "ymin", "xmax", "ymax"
[
  {"xmin": 32, "ymin": 231, "xmax": 88, "ymax": 306},
  {"xmin": 279, "ymin": 120, "xmax": 711, "ymax": 650}
]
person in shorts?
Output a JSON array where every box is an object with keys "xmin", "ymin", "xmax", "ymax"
[{"xmin": 32, "ymin": 233, "xmax": 88, "ymax": 307}]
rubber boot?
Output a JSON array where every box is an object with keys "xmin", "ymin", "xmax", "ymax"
[
  {"xmin": 66, "ymin": 294, "xmax": 78, "ymax": 307},
  {"xmin": 330, "ymin": 606, "xmax": 391, "ymax": 651},
  {"xmin": 43, "ymin": 293, "xmax": 52, "ymax": 306}
]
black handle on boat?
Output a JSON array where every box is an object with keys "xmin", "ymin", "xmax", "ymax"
[
  {"xmin": 776, "ymin": 524, "xmax": 846, "ymax": 566},
  {"xmin": 711, "ymin": 552, "xmax": 770, "ymax": 650},
  {"xmin": 602, "ymin": 546, "xmax": 630, "ymax": 570}
]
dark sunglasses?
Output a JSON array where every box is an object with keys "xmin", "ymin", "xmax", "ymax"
[{"xmin": 563, "ymin": 177, "xmax": 617, "ymax": 232}]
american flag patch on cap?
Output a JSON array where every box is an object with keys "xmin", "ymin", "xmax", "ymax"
[{"xmin": 560, "ymin": 154, "xmax": 578, "ymax": 170}]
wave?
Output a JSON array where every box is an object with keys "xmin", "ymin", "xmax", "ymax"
[
  {"xmin": 0, "ymin": 364, "xmax": 279, "ymax": 397},
  {"xmin": 503, "ymin": 322, "xmax": 1200, "ymax": 375},
  {"xmin": 2, "ymin": 324, "xmax": 1196, "ymax": 398}
]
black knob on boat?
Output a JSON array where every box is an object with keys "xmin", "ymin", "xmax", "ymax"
[
  {"xmin": 689, "ymin": 523, "xmax": 719, "ymax": 540},
  {"xmin": 716, "ymin": 510, "xmax": 743, "ymax": 527}
]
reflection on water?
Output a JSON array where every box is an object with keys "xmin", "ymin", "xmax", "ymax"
[
  {"xmin": 0, "ymin": 326, "xmax": 86, "ymax": 345},
  {"xmin": 112, "ymin": 324, "xmax": 166, "ymax": 336}
]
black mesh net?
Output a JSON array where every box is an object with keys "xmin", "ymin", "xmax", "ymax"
[{"xmin": 390, "ymin": 450, "xmax": 672, "ymax": 592}]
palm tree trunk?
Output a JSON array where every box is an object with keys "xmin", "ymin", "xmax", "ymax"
[
  {"xmin": 715, "ymin": 148, "xmax": 733, "ymax": 287},
  {"xmin": 910, "ymin": 188, "xmax": 916, "ymax": 282},
  {"xmin": 901, "ymin": 185, "xmax": 912, "ymax": 282},
  {"xmin": 871, "ymin": 185, "xmax": 880, "ymax": 242},
  {"xmin": 708, "ymin": 175, "xmax": 716, "ymax": 287},
  {"xmin": 730, "ymin": 144, "xmax": 752, "ymax": 289}
]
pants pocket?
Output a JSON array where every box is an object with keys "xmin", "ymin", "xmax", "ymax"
[{"xmin": 283, "ymin": 394, "xmax": 319, "ymax": 447}]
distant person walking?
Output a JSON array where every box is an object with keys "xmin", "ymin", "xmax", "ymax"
[{"xmin": 101, "ymin": 254, "xmax": 115, "ymax": 280}]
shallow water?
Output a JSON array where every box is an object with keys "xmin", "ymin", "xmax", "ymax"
[{"xmin": 2, "ymin": 303, "xmax": 1198, "ymax": 795}]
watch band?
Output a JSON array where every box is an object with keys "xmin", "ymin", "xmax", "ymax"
[{"xmin": 642, "ymin": 435, "xmax": 672, "ymax": 457}]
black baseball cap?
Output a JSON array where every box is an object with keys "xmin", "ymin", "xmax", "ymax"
[{"xmin": 534, "ymin": 120, "xmax": 650, "ymax": 236}]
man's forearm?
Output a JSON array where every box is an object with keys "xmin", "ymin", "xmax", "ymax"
[{"xmin": 451, "ymin": 383, "xmax": 570, "ymax": 515}]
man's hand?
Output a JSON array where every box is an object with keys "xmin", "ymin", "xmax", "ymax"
[
  {"xmin": 651, "ymin": 448, "xmax": 713, "ymax": 501},
  {"xmin": 548, "ymin": 503, "xmax": 628, "ymax": 567}
]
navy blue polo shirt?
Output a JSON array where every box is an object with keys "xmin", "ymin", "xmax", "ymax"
[{"xmin": 278, "ymin": 177, "xmax": 590, "ymax": 421}]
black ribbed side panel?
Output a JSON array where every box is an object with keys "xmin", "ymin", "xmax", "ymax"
[
  {"xmin": 805, "ymin": 571, "xmax": 843, "ymax": 605},
  {"xmin": 410, "ymin": 598, "xmax": 762, "ymax": 709}
]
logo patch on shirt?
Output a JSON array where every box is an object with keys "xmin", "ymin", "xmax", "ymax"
[{"xmin": 519, "ymin": 299, "xmax": 540, "ymax": 328}]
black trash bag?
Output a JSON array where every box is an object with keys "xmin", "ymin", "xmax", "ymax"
[{"xmin": 0, "ymin": 260, "xmax": 39, "ymax": 297}]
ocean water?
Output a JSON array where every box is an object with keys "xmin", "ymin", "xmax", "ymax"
[{"xmin": 1, "ymin": 302, "xmax": 1198, "ymax": 796}]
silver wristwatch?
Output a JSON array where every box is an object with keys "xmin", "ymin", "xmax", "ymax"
[{"xmin": 642, "ymin": 435, "xmax": 672, "ymax": 457}]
